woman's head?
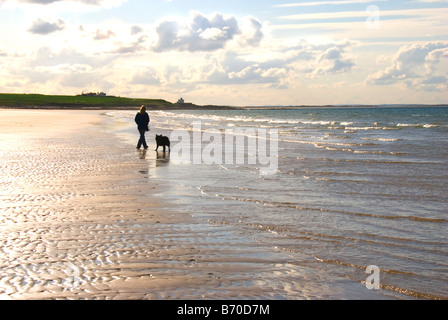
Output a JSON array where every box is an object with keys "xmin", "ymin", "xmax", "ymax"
[{"xmin": 139, "ymin": 105, "xmax": 147, "ymax": 113}]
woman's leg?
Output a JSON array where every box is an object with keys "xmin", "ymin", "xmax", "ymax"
[
  {"xmin": 137, "ymin": 129, "xmax": 148, "ymax": 149},
  {"xmin": 137, "ymin": 129, "xmax": 143, "ymax": 149}
]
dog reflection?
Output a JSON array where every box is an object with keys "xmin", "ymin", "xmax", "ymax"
[{"xmin": 156, "ymin": 151, "xmax": 170, "ymax": 166}]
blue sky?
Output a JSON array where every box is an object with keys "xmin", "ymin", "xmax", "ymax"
[{"xmin": 0, "ymin": 0, "xmax": 447, "ymax": 106}]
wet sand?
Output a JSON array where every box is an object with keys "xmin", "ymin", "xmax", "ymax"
[{"xmin": 0, "ymin": 110, "xmax": 388, "ymax": 300}]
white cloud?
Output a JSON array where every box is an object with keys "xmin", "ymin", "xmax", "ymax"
[
  {"xmin": 29, "ymin": 46, "xmax": 115, "ymax": 68},
  {"xmin": 1, "ymin": 0, "xmax": 127, "ymax": 16},
  {"xmin": 309, "ymin": 46, "xmax": 355, "ymax": 78},
  {"xmin": 366, "ymin": 42, "xmax": 448, "ymax": 91},
  {"xmin": 236, "ymin": 17, "xmax": 266, "ymax": 47},
  {"xmin": 151, "ymin": 11, "xmax": 267, "ymax": 53},
  {"xmin": 199, "ymin": 27, "xmax": 227, "ymax": 41},
  {"xmin": 152, "ymin": 11, "xmax": 241, "ymax": 52},
  {"xmin": 131, "ymin": 67, "xmax": 161, "ymax": 86},
  {"xmin": 426, "ymin": 47, "xmax": 448, "ymax": 64},
  {"xmin": 0, "ymin": 44, "xmax": 120, "ymax": 94},
  {"xmin": 147, "ymin": 39, "xmax": 358, "ymax": 88},
  {"xmin": 275, "ymin": 0, "xmax": 386, "ymax": 7},
  {"xmin": 11, "ymin": 0, "xmax": 126, "ymax": 7}
]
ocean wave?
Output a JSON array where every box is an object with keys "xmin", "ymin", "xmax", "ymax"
[
  {"xmin": 198, "ymin": 188, "xmax": 447, "ymax": 223},
  {"xmin": 397, "ymin": 123, "xmax": 440, "ymax": 128},
  {"xmin": 362, "ymin": 137, "xmax": 401, "ymax": 142},
  {"xmin": 155, "ymin": 111, "xmax": 363, "ymax": 128},
  {"xmin": 345, "ymin": 126, "xmax": 395, "ymax": 131}
]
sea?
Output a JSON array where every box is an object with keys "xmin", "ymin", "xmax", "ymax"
[{"xmin": 105, "ymin": 106, "xmax": 448, "ymax": 300}]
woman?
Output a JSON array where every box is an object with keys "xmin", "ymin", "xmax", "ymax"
[{"xmin": 135, "ymin": 105, "xmax": 150, "ymax": 150}]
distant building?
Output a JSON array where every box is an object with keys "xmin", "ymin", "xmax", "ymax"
[
  {"xmin": 177, "ymin": 98, "xmax": 185, "ymax": 104},
  {"xmin": 80, "ymin": 91, "xmax": 107, "ymax": 97}
]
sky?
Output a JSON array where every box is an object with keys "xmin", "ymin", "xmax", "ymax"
[{"xmin": 0, "ymin": 0, "xmax": 447, "ymax": 106}]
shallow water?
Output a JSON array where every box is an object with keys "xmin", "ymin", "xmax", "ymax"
[{"xmin": 110, "ymin": 106, "xmax": 448, "ymax": 299}]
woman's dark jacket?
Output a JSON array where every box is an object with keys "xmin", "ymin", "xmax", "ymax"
[{"xmin": 135, "ymin": 112, "xmax": 150, "ymax": 130}]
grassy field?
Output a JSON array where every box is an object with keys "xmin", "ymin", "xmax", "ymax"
[{"xmin": 0, "ymin": 93, "xmax": 176, "ymax": 109}]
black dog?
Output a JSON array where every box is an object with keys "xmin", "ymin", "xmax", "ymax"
[{"xmin": 155, "ymin": 134, "xmax": 170, "ymax": 152}]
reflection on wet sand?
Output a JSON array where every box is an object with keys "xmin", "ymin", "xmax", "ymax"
[
  {"xmin": 138, "ymin": 149, "xmax": 147, "ymax": 160},
  {"xmin": 156, "ymin": 151, "xmax": 170, "ymax": 167}
]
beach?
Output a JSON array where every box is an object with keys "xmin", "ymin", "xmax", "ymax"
[{"xmin": 0, "ymin": 109, "xmax": 393, "ymax": 300}]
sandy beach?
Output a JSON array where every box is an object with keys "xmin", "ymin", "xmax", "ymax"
[{"xmin": 0, "ymin": 109, "xmax": 390, "ymax": 300}]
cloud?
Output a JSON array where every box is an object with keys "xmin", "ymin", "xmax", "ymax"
[
  {"xmin": 131, "ymin": 25, "xmax": 143, "ymax": 35},
  {"xmin": 426, "ymin": 47, "xmax": 448, "ymax": 66},
  {"xmin": 9, "ymin": 46, "xmax": 118, "ymax": 91},
  {"xmin": 28, "ymin": 46, "xmax": 117, "ymax": 71},
  {"xmin": 191, "ymin": 40, "xmax": 356, "ymax": 86},
  {"xmin": 94, "ymin": 29, "xmax": 116, "ymax": 40},
  {"xmin": 272, "ymin": 7, "xmax": 448, "ymax": 43},
  {"xmin": 1, "ymin": 0, "xmax": 128, "ymax": 14},
  {"xmin": 59, "ymin": 68, "xmax": 113, "ymax": 89},
  {"xmin": 19, "ymin": 0, "xmax": 62, "ymax": 3},
  {"xmin": 227, "ymin": 65, "xmax": 288, "ymax": 87},
  {"xmin": 237, "ymin": 17, "xmax": 265, "ymax": 47},
  {"xmin": 274, "ymin": 0, "xmax": 386, "ymax": 7},
  {"xmin": 277, "ymin": 7, "xmax": 442, "ymax": 21},
  {"xmin": 14, "ymin": 0, "xmax": 126, "ymax": 6},
  {"xmin": 366, "ymin": 42, "xmax": 448, "ymax": 91},
  {"xmin": 28, "ymin": 18, "xmax": 65, "ymax": 34},
  {"xmin": 309, "ymin": 44, "xmax": 355, "ymax": 77},
  {"xmin": 112, "ymin": 35, "xmax": 147, "ymax": 54},
  {"xmin": 131, "ymin": 67, "xmax": 161, "ymax": 86},
  {"xmin": 152, "ymin": 11, "xmax": 242, "ymax": 52}
]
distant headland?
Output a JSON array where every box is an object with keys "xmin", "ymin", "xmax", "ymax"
[{"xmin": 0, "ymin": 93, "xmax": 236, "ymax": 110}]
